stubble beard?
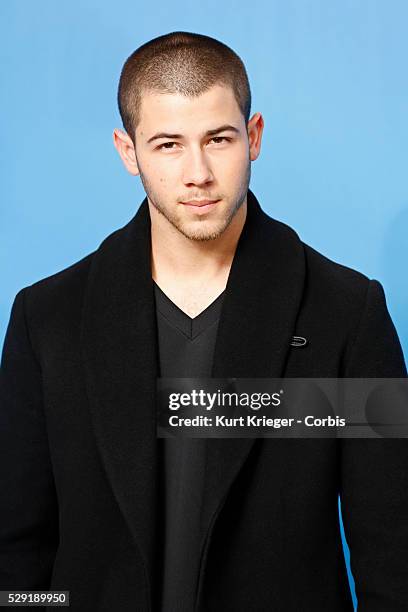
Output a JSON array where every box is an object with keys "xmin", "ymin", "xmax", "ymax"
[{"xmin": 137, "ymin": 156, "xmax": 251, "ymax": 242}]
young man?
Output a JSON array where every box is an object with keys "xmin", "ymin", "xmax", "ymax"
[{"xmin": 1, "ymin": 31, "xmax": 407, "ymax": 611}]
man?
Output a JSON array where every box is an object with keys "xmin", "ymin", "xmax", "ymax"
[{"xmin": 1, "ymin": 30, "xmax": 407, "ymax": 612}]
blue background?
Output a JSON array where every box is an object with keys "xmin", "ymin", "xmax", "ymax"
[{"xmin": 2, "ymin": 2, "xmax": 408, "ymax": 608}]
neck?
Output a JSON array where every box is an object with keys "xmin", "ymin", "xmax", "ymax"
[{"xmin": 149, "ymin": 197, "xmax": 247, "ymax": 287}]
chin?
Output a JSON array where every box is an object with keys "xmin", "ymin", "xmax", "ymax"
[{"xmin": 181, "ymin": 220, "xmax": 229, "ymax": 242}]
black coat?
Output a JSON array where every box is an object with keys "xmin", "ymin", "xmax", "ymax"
[{"xmin": 1, "ymin": 188, "xmax": 407, "ymax": 611}]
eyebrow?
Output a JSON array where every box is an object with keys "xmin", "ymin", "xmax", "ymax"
[{"xmin": 146, "ymin": 124, "xmax": 240, "ymax": 144}]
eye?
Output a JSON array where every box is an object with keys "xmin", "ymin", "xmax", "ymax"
[
  {"xmin": 209, "ymin": 136, "xmax": 231, "ymax": 144},
  {"xmin": 157, "ymin": 141, "xmax": 177, "ymax": 150},
  {"xmin": 156, "ymin": 136, "xmax": 231, "ymax": 151}
]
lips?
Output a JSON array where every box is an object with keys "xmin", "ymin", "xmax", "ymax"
[
  {"xmin": 182, "ymin": 199, "xmax": 219, "ymax": 207},
  {"xmin": 180, "ymin": 199, "xmax": 221, "ymax": 214}
]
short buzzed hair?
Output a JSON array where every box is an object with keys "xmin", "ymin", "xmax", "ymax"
[{"xmin": 117, "ymin": 31, "xmax": 252, "ymax": 145}]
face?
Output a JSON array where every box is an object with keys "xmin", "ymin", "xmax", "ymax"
[{"xmin": 114, "ymin": 83, "xmax": 264, "ymax": 241}]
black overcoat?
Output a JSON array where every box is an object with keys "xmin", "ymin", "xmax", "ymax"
[{"xmin": 1, "ymin": 188, "xmax": 407, "ymax": 611}]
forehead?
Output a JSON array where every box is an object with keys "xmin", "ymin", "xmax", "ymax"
[{"xmin": 138, "ymin": 84, "xmax": 242, "ymax": 135}]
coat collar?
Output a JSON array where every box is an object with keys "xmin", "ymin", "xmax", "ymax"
[{"xmin": 80, "ymin": 187, "xmax": 305, "ymax": 610}]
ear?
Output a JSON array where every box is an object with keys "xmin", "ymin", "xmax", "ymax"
[
  {"xmin": 247, "ymin": 112, "xmax": 264, "ymax": 162},
  {"xmin": 112, "ymin": 128, "xmax": 140, "ymax": 176}
]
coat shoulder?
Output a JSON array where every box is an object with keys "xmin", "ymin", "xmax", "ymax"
[
  {"xmin": 21, "ymin": 252, "xmax": 95, "ymax": 322},
  {"xmin": 302, "ymin": 241, "xmax": 371, "ymax": 310},
  {"xmin": 7, "ymin": 217, "xmax": 139, "ymax": 360},
  {"xmin": 19, "ymin": 220, "xmax": 132, "ymax": 324}
]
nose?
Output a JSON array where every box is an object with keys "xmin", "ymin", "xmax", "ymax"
[{"xmin": 182, "ymin": 146, "xmax": 214, "ymax": 186}]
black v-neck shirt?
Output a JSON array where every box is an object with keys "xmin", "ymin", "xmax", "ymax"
[{"xmin": 153, "ymin": 282, "xmax": 225, "ymax": 612}]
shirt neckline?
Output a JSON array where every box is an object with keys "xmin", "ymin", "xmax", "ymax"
[{"xmin": 153, "ymin": 281, "xmax": 226, "ymax": 340}]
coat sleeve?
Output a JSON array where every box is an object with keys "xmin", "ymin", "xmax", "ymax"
[
  {"xmin": 340, "ymin": 279, "xmax": 408, "ymax": 611},
  {"xmin": 0, "ymin": 288, "xmax": 59, "ymax": 591}
]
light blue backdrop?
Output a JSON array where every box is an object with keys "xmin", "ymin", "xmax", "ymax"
[{"xmin": 2, "ymin": 2, "xmax": 408, "ymax": 609}]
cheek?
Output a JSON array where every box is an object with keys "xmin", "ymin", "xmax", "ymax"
[
  {"xmin": 143, "ymin": 162, "xmax": 174, "ymax": 189},
  {"xmin": 152, "ymin": 162, "xmax": 178, "ymax": 184},
  {"xmin": 226, "ymin": 142, "xmax": 249, "ymax": 164},
  {"xmin": 221, "ymin": 150, "xmax": 249, "ymax": 180}
]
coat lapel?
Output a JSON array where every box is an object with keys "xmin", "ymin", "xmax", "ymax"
[
  {"xmin": 80, "ymin": 188, "xmax": 305, "ymax": 609},
  {"xmin": 196, "ymin": 189, "xmax": 306, "ymax": 605},
  {"xmin": 80, "ymin": 201, "xmax": 159, "ymax": 604}
]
